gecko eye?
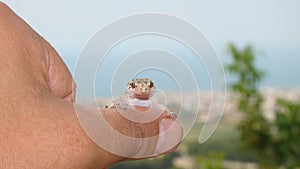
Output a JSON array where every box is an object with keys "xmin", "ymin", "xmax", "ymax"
[
  {"xmin": 129, "ymin": 82, "xmax": 136, "ymax": 89},
  {"xmin": 148, "ymin": 81, "xmax": 154, "ymax": 88},
  {"xmin": 128, "ymin": 80, "xmax": 136, "ymax": 89}
]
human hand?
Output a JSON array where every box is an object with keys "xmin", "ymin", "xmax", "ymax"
[{"xmin": 0, "ymin": 2, "xmax": 182, "ymax": 169}]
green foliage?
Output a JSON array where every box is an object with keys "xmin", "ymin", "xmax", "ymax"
[
  {"xmin": 272, "ymin": 99, "xmax": 300, "ymax": 168},
  {"xmin": 195, "ymin": 152, "xmax": 225, "ymax": 169},
  {"xmin": 226, "ymin": 43, "xmax": 272, "ymax": 166},
  {"xmin": 226, "ymin": 43, "xmax": 300, "ymax": 169},
  {"xmin": 187, "ymin": 118, "xmax": 255, "ymax": 162}
]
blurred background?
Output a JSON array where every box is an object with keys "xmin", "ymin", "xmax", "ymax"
[{"xmin": 3, "ymin": 0, "xmax": 300, "ymax": 168}]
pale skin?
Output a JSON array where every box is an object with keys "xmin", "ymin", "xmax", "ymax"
[{"xmin": 0, "ymin": 2, "xmax": 182, "ymax": 169}]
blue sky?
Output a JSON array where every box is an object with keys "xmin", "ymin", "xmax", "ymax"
[{"xmin": 3, "ymin": 0, "xmax": 300, "ymax": 90}]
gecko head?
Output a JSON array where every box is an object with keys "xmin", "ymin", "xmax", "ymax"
[{"xmin": 127, "ymin": 78, "xmax": 155, "ymax": 100}]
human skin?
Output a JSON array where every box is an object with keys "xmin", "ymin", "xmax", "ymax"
[{"xmin": 0, "ymin": 2, "xmax": 182, "ymax": 169}]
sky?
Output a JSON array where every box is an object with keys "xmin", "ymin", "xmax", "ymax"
[{"xmin": 2, "ymin": 0, "xmax": 300, "ymax": 91}]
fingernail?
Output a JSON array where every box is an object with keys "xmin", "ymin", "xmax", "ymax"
[{"xmin": 155, "ymin": 118, "xmax": 182, "ymax": 154}]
